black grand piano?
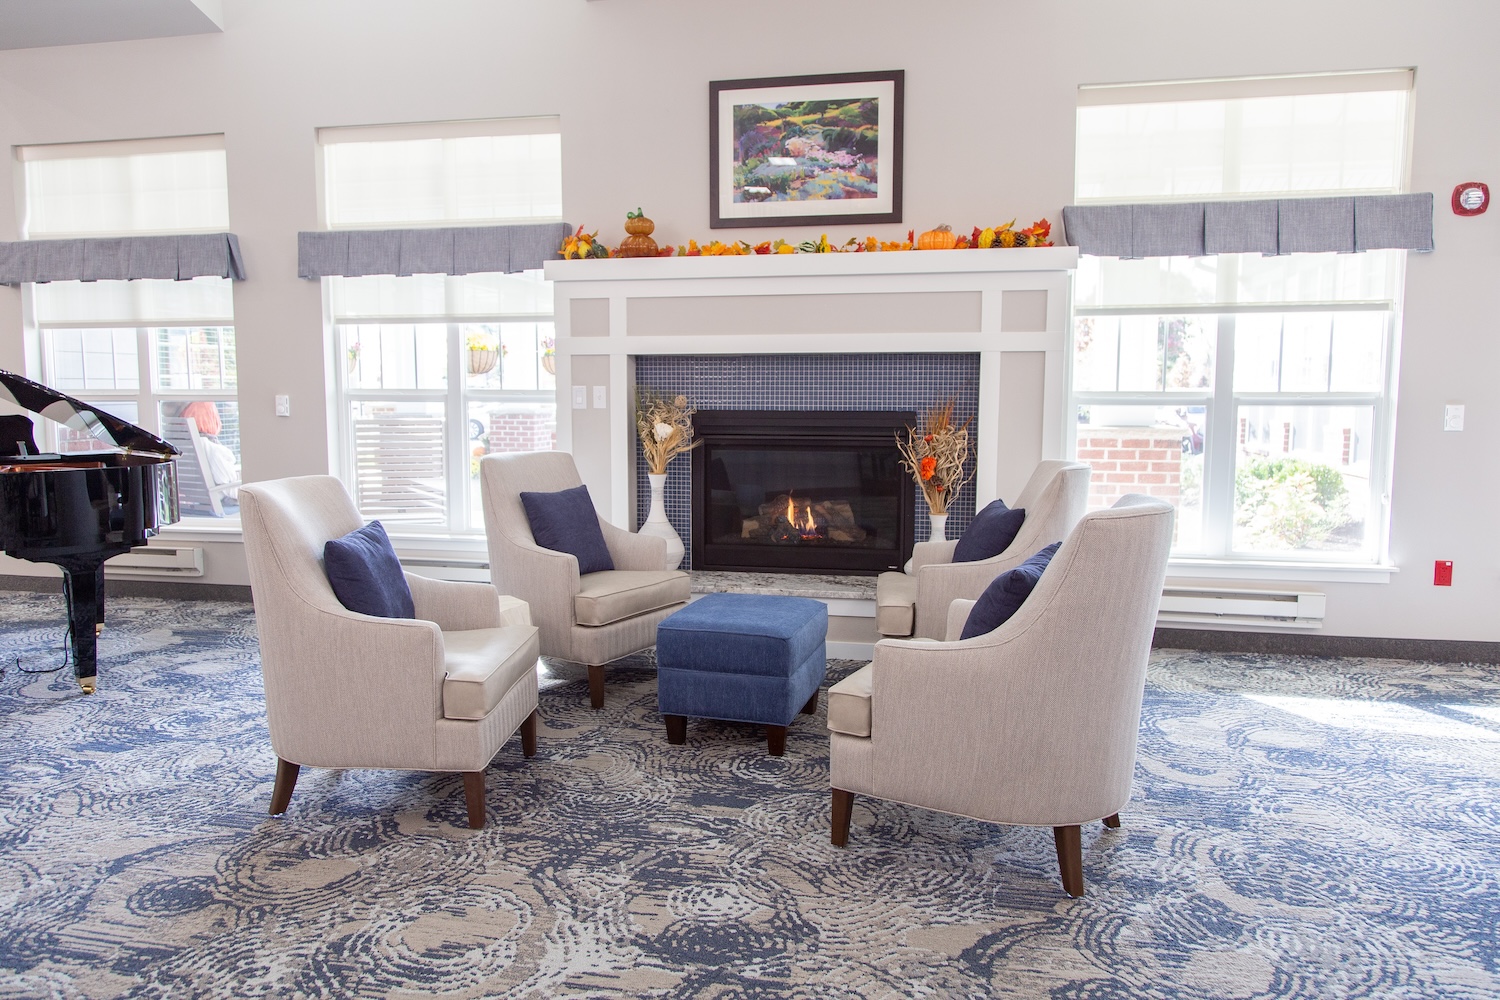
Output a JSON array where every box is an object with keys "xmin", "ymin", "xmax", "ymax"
[{"xmin": 0, "ymin": 369, "xmax": 179, "ymax": 693}]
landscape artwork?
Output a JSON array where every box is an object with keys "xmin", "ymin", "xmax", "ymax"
[
  {"xmin": 710, "ymin": 71, "xmax": 904, "ymax": 228},
  {"xmin": 732, "ymin": 97, "xmax": 880, "ymax": 204}
]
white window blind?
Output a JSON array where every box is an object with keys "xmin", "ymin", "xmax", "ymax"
[
  {"xmin": 318, "ymin": 117, "xmax": 563, "ymax": 228},
  {"xmin": 1076, "ymin": 74, "xmax": 1410, "ymax": 203},
  {"xmin": 21, "ymin": 134, "xmax": 230, "ymax": 238}
]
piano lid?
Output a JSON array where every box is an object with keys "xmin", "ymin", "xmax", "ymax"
[{"xmin": 0, "ymin": 368, "xmax": 179, "ymax": 458}]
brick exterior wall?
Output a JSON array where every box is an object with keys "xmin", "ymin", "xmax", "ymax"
[
  {"xmin": 1076, "ymin": 427, "xmax": 1184, "ymax": 508},
  {"xmin": 487, "ymin": 407, "xmax": 556, "ymax": 455}
]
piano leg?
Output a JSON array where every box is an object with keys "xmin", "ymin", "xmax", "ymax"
[
  {"xmin": 96, "ymin": 571, "xmax": 106, "ymax": 635},
  {"xmin": 61, "ymin": 565, "xmax": 103, "ymax": 694}
]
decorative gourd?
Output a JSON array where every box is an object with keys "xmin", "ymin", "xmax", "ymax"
[
  {"xmin": 618, "ymin": 208, "xmax": 659, "ymax": 257},
  {"xmin": 917, "ymin": 225, "xmax": 958, "ymax": 250}
]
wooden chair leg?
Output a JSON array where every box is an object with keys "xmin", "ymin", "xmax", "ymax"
[
  {"xmin": 1102, "ymin": 812, "xmax": 1121, "ymax": 829},
  {"xmin": 831, "ymin": 788, "xmax": 854, "ymax": 847},
  {"xmin": 800, "ymin": 690, "xmax": 819, "ymax": 715},
  {"xmin": 462, "ymin": 771, "xmax": 486, "ymax": 830},
  {"xmin": 269, "ymin": 758, "xmax": 299, "ymax": 815},
  {"xmin": 766, "ymin": 725, "xmax": 787, "ymax": 756},
  {"xmin": 521, "ymin": 709, "xmax": 538, "ymax": 758},
  {"xmin": 1053, "ymin": 824, "xmax": 1084, "ymax": 897},
  {"xmin": 664, "ymin": 714, "xmax": 687, "ymax": 745},
  {"xmin": 587, "ymin": 664, "xmax": 606, "ymax": 709}
]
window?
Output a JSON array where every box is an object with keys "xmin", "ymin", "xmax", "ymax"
[
  {"xmin": 318, "ymin": 119, "xmax": 562, "ymax": 533},
  {"xmin": 1071, "ymin": 72, "xmax": 1411, "ymax": 562},
  {"xmin": 20, "ymin": 135, "xmax": 239, "ymax": 518}
]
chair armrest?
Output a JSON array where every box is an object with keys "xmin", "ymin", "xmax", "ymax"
[
  {"xmin": 946, "ymin": 599, "xmax": 977, "ymax": 641},
  {"xmin": 406, "ymin": 573, "xmax": 518, "ymax": 631},
  {"xmin": 910, "ymin": 539, "xmax": 958, "ymax": 574},
  {"xmin": 600, "ymin": 519, "xmax": 669, "ymax": 571},
  {"xmin": 911, "ymin": 551, "xmax": 1030, "ymax": 639},
  {"xmin": 257, "ymin": 603, "xmax": 450, "ymax": 768}
]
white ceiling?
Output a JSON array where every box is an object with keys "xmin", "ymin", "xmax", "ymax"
[{"xmin": 0, "ymin": 0, "xmax": 222, "ymax": 51}]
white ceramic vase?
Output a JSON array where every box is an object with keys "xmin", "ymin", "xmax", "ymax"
[
  {"xmin": 639, "ymin": 472, "xmax": 685, "ymax": 570},
  {"xmin": 928, "ymin": 512, "xmax": 948, "ymax": 542}
]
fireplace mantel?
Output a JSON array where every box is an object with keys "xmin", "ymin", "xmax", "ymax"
[{"xmin": 544, "ymin": 248, "xmax": 1079, "ymax": 528}]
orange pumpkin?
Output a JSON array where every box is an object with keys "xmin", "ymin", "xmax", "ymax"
[
  {"xmin": 618, "ymin": 207, "xmax": 659, "ymax": 258},
  {"xmin": 917, "ymin": 225, "xmax": 958, "ymax": 250}
]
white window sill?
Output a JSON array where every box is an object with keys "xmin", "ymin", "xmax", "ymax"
[
  {"xmin": 1167, "ymin": 558, "xmax": 1397, "ymax": 585},
  {"xmin": 157, "ymin": 518, "xmax": 243, "ymax": 542}
]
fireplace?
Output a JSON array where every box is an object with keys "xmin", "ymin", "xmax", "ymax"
[{"xmin": 691, "ymin": 410, "xmax": 915, "ymax": 575}]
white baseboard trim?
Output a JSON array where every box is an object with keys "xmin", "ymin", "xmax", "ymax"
[{"xmin": 828, "ymin": 640, "xmax": 874, "ymax": 662}]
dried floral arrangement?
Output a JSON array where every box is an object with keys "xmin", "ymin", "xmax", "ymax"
[
  {"xmin": 636, "ymin": 389, "xmax": 701, "ymax": 475},
  {"xmin": 558, "ymin": 219, "xmax": 1052, "ymax": 259},
  {"xmin": 896, "ymin": 399, "xmax": 974, "ymax": 516}
]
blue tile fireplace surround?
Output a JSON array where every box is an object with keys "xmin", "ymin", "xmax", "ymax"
[{"xmin": 634, "ymin": 353, "xmax": 981, "ymax": 571}]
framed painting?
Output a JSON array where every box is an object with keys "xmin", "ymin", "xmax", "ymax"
[{"xmin": 709, "ymin": 70, "xmax": 904, "ymax": 229}]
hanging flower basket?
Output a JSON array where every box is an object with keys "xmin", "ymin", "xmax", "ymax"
[
  {"xmin": 467, "ymin": 348, "xmax": 500, "ymax": 375},
  {"xmin": 542, "ymin": 354, "xmax": 556, "ymax": 375}
]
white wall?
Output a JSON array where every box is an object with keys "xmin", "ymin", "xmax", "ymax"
[{"xmin": 0, "ymin": 0, "xmax": 1494, "ymax": 642}]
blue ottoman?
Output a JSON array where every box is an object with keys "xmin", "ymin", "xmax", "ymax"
[{"xmin": 656, "ymin": 593, "xmax": 828, "ymax": 756}]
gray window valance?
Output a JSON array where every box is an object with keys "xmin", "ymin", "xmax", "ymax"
[
  {"xmin": 297, "ymin": 222, "xmax": 573, "ymax": 279},
  {"xmin": 0, "ymin": 233, "xmax": 246, "ymax": 286},
  {"xmin": 1061, "ymin": 193, "xmax": 1433, "ymax": 258}
]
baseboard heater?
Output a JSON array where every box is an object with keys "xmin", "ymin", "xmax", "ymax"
[
  {"xmin": 398, "ymin": 557, "xmax": 491, "ymax": 584},
  {"xmin": 105, "ymin": 545, "xmax": 205, "ymax": 577},
  {"xmin": 1157, "ymin": 585, "xmax": 1325, "ymax": 630}
]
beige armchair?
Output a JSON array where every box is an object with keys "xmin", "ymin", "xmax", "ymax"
[
  {"xmin": 479, "ymin": 451, "xmax": 690, "ymax": 709},
  {"xmin": 829, "ymin": 495, "xmax": 1175, "ymax": 897},
  {"xmin": 876, "ymin": 460, "xmax": 1091, "ymax": 639},
  {"xmin": 240, "ymin": 476, "xmax": 541, "ymax": 830}
]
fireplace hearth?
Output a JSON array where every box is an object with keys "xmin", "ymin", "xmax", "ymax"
[{"xmin": 691, "ymin": 410, "xmax": 915, "ymax": 575}]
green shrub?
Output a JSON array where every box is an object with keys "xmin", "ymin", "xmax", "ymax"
[{"xmin": 1235, "ymin": 457, "xmax": 1350, "ymax": 549}]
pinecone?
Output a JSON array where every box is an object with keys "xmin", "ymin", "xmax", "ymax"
[{"xmin": 1013, "ymin": 232, "xmax": 1031, "ymax": 248}]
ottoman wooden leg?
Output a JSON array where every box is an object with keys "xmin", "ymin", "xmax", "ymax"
[
  {"xmin": 587, "ymin": 664, "xmax": 606, "ymax": 709},
  {"xmin": 800, "ymin": 689, "xmax": 819, "ymax": 714},
  {"xmin": 664, "ymin": 714, "xmax": 687, "ymax": 745},
  {"xmin": 766, "ymin": 724, "xmax": 787, "ymax": 756}
]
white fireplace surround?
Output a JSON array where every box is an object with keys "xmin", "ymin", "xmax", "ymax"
[{"xmin": 544, "ymin": 248, "xmax": 1080, "ymax": 529}]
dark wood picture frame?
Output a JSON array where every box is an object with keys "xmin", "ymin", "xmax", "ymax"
[{"xmin": 709, "ymin": 69, "xmax": 905, "ymax": 230}]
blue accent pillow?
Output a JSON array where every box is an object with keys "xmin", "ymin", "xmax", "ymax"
[
  {"xmin": 952, "ymin": 500, "xmax": 1027, "ymax": 563},
  {"xmin": 520, "ymin": 484, "xmax": 615, "ymax": 575},
  {"xmin": 323, "ymin": 520, "xmax": 415, "ymax": 619},
  {"xmin": 960, "ymin": 542, "xmax": 1061, "ymax": 640}
]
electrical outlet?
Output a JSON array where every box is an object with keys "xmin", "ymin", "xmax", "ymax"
[
  {"xmin": 571, "ymin": 386, "xmax": 587, "ymax": 410},
  {"xmin": 1443, "ymin": 404, "xmax": 1465, "ymax": 431},
  {"xmin": 593, "ymin": 385, "xmax": 607, "ymax": 409},
  {"xmin": 1434, "ymin": 560, "xmax": 1453, "ymax": 586},
  {"xmin": 275, "ymin": 395, "xmax": 290, "ymax": 417}
]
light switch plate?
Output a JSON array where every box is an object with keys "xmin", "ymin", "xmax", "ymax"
[
  {"xmin": 571, "ymin": 386, "xmax": 587, "ymax": 410},
  {"xmin": 593, "ymin": 385, "xmax": 607, "ymax": 408},
  {"xmin": 275, "ymin": 394, "xmax": 290, "ymax": 417},
  {"xmin": 1443, "ymin": 404, "xmax": 1465, "ymax": 431}
]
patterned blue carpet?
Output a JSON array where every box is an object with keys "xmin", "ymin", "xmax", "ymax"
[{"xmin": 0, "ymin": 592, "xmax": 1497, "ymax": 998}]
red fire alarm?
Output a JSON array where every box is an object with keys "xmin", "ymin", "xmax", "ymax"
[{"xmin": 1452, "ymin": 182, "xmax": 1488, "ymax": 216}]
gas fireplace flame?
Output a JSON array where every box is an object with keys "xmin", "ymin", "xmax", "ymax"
[{"xmin": 785, "ymin": 493, "xmax": 820, "ymax": 540}]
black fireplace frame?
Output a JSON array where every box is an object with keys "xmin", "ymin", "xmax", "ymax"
[{"xmin": 690, "ymin": 409, "xmax": 916, "ymax": 575}]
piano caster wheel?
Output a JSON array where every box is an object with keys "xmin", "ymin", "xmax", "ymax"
[
  {"xmin": 95, "ymin": 623, "xmax": 104, "ymax": 635},
  {"xmin": 78, "ymin": 678, "xmax": 97, "ymax": 695}
]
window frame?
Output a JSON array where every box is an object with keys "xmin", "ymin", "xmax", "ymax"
[
  {"xmin": 1068, "ymin": 74, "xmax": 1412, "ymax": 569},
  {"xmin": 16, "ymin": 133, "xmax": 240, "ymax": 524},
  {"xmin": 315, "ymin": 117, "xmax": 564, "ymax": 539},
  {"xmin": 325, "ymin": 279, "xmax": 557, "ymax": 536}
]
